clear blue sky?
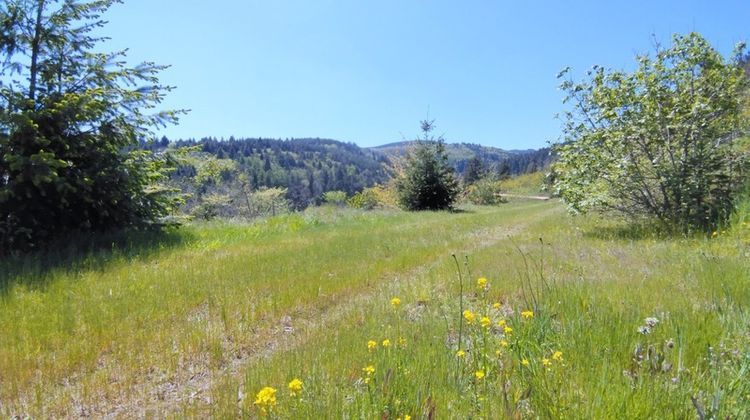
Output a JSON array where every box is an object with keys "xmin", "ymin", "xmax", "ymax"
[{"xmin": 102, "ymin": 0, "xmax": 748, "ymax": 149}]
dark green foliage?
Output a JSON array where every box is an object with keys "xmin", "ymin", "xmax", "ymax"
[
  {"xmin": 462, "ymin": 156, "xmax": 486, "ymax": 185},
  {"xmin": 0, "ymin": 0, "xmax": 183, "ymax": 253},
  {"xmin": 495, "ymin": 160, "xmax": 511, "ymax": 180},
  {"xmin": 554, "ymin": 33, "xmax": 749, "ymax": 233},
  {"xmin": 395, "ymin": 121, "xmax": 459, "ymax": 211}
]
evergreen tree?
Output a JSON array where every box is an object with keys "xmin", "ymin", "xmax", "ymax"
[
  {"xmin": 495, "ymin": 160, "xmax": 511, "ymax": 180},
  {"xmin": 0, "ymin": 0, "xmax": 183, "ymax": 252},
  {"xmin": 395, "ymin": 120, "xmax": 459, "ymax": 211},
  {"xmin": 463, "ymin": 156, "xmax": 486, "ymax": 185}
]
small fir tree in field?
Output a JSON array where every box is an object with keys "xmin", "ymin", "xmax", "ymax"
[{"xmin": 396, "ymin": 120, "xmax": 459, "ymax": 211}]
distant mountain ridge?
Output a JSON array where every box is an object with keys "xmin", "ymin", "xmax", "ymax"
[{"xmin": 369, "ymin": 140, "xmax": 552, "ymax": 176}]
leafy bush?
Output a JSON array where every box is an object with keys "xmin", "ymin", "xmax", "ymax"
[
  {"xmin": 192, "ymin": 193, "xmax": 232, "ymax": 221},
  {"xmin": 464, "ymin": 178, "xmax": 505, "ymax": 205},
  {"xmin": 347, "ymin": 185, "xmax": 398, "ymax": 210},
  {"xmin": 553, "ymin": 33, "xmax": 749, "ymax": 233},
  {"xmin": 322, "ymin": 190, "xmax": 348, "ymax": 206},
  {"xmin": 347, "ymin": 190, "xmax": 379, "ymax": 210},
  {"xmin": 248, "ymin": 188, "xmax": 291, "ymax": 218}
]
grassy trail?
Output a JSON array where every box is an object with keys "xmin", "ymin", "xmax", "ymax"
[{"xmin": 0, "ymin": 201, "xmax": 558, "ymax": 417}]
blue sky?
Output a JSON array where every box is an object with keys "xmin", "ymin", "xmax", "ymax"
[{"xmin": 102, "ymin": 1, "xmax": 748, "ymax": 149}]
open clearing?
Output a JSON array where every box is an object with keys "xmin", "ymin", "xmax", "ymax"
[{"xmin": 1, "ymin": 200, "xmax": 749, "ymax": 418}]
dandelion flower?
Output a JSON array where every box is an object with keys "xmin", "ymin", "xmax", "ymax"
[
  {"xmin": 521, "ymin": 310, "xmax": 534, "ymax": 319},
  {"xmin": 480, "ymin": 316, "xmax": 492, "ymax": 329},
  {"xmin": 497, "ymin": 319, "xmax": 506, "ymax": 327},
  {"xmin": 503, "ymin": 325, "xmax": 513, "ymax": 335},
  {"xmin": 254, "ymin": 386, "xmax": 277, "ymax": 415},
  {"xmin": 288, "ymin": 378, "xmax": 303, "ymax": 397},
  {"xmin": 463, "ymin": 310, "xmax": 476, "ymax": 324},
  {"xmin": 456, "ymin": 349, "xmax": 466, "ymax": 358},
  {"xmin": 499, "ymin": 339, "xmax": 509, "ymax": 347},
  {"xmin": 391, "ymin": 297, "xmax": 401, "ymax": 308},
  {"xmin": 521, "ymin": 358, "xmax": 530, "ymax": 366},
  {"xmin": 542, "ymin": 358, "xmax": 552, "ymax": 367},
  {"xmin": 552, "ymin": 351, "xmax": 563, "ymax": 362},
  {"xmin": 367, "ymin": 340, "xmax": 377, "ymax": 351},
  {"xmin": 477, "ymin": 277, "xmax": 488, "ymax": 289},
  {"xmin": 382, "ymin": 339, "xmax": 391, "ymax": 348},
  {"xmin": 493, "ymin": 302, "xmax": 501, "ymax": 310},
  {"xmin": 475, "ymin": 370, "xmax": 485, "ymax": 380}
]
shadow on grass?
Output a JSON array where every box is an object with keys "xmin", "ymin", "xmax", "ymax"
[
  {"xmin": 581, "ymin": 222, "xmax": 677, "ymax": 241},
  {"xmin": 0, "ymin": 227, "xmax": 192, "ymax": 295}
]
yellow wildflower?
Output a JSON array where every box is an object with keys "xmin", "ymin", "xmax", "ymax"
[
  {"xmin": 542, "ymin": 358, "xmax": 551, "ymax": 367},
  {"xmin": 398, "ymin": 336, "xmax": 407, "ymax": 347},
  {"xmin": 480, "ymin": 316, "xmax": 492, "ymax": 329},
  {"xmin": 497, "ymin": 319, "xmax": 506, "ymax": 327},
  {"xmin": 552, "ymin": 351, "xmax": 563, "ymax": 362},
  {"xmin": 463, "ymin": 310, "xmax": 476, "ymax": 324},
  {"xmin": 492, "ymin": 302, "xmax": 501, "ymax": 309},
  {"xmin": 254, "ymin": 386, "xmax": 277, "ymax": 415},
  {"xmin": 367, "ymin": 340, "xmax": 377, "ymax": 351},
  {"xmin": 382, "ymin": 339, "xmax": 391, "ymax": 348},
  {"xmin": 521, "ymin": 310, "xmax": 534, "ymax": 319},
  {"xmin": 456, "ymin": 349, "xmax": 466, "ymax": 358},
  {"xmin": 477, "ymin": 277, "xmax": 488, "ymax": 289},
  {"xmin": 503, "ymin": 325, "xmax": 513, "ymax": 335},
  {"xmin": 712, "ymin": 231, "xmax": 718, "ymax": 237},
  {"xmin": 391, "ymin": 297, "xmax": 401, "ymax": 308},
  {"xmin": 499, "ymin": 339, "xmax": 509, "ymax": 347},
  {"xmin": 288, "ymin": 378, "xmax": 303, "ymax": 397},
  {"xmin": 475, "ymin": 370, "xmax": 485, "ymax": 380},
  {"xmin": 521, "ymin": 358, "xmax": 530, "ymax": 366},
  {"xmin": 362, "ymin": 365, "xmax": 375, "ymax": 383}
]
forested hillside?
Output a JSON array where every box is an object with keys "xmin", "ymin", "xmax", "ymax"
[{"xmin": 159, "ymin": 137, "xmax": 391, "ymax": 211}]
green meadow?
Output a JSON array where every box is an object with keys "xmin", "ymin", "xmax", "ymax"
[{"xmin": 1, "ymin": 200, "xmax": 748, "ymax": 418}]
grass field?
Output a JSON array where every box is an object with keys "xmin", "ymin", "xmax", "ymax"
[{"xmin": 1, "ymin": 201, "xmax": 748, "ymax": 418}]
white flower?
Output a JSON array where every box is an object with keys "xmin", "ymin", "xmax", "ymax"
[
  {"xmin": 638, "ymin": 326, "xmax": 651, "ymax": 335},
  {"xmin": 644, "ymin": 317, "xmax": 659, "ymax": 328}
]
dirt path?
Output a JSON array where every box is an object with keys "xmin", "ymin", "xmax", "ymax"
[{"xmin": 499, "ymin": 193, "xmax": 552, "ymax": 201}]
